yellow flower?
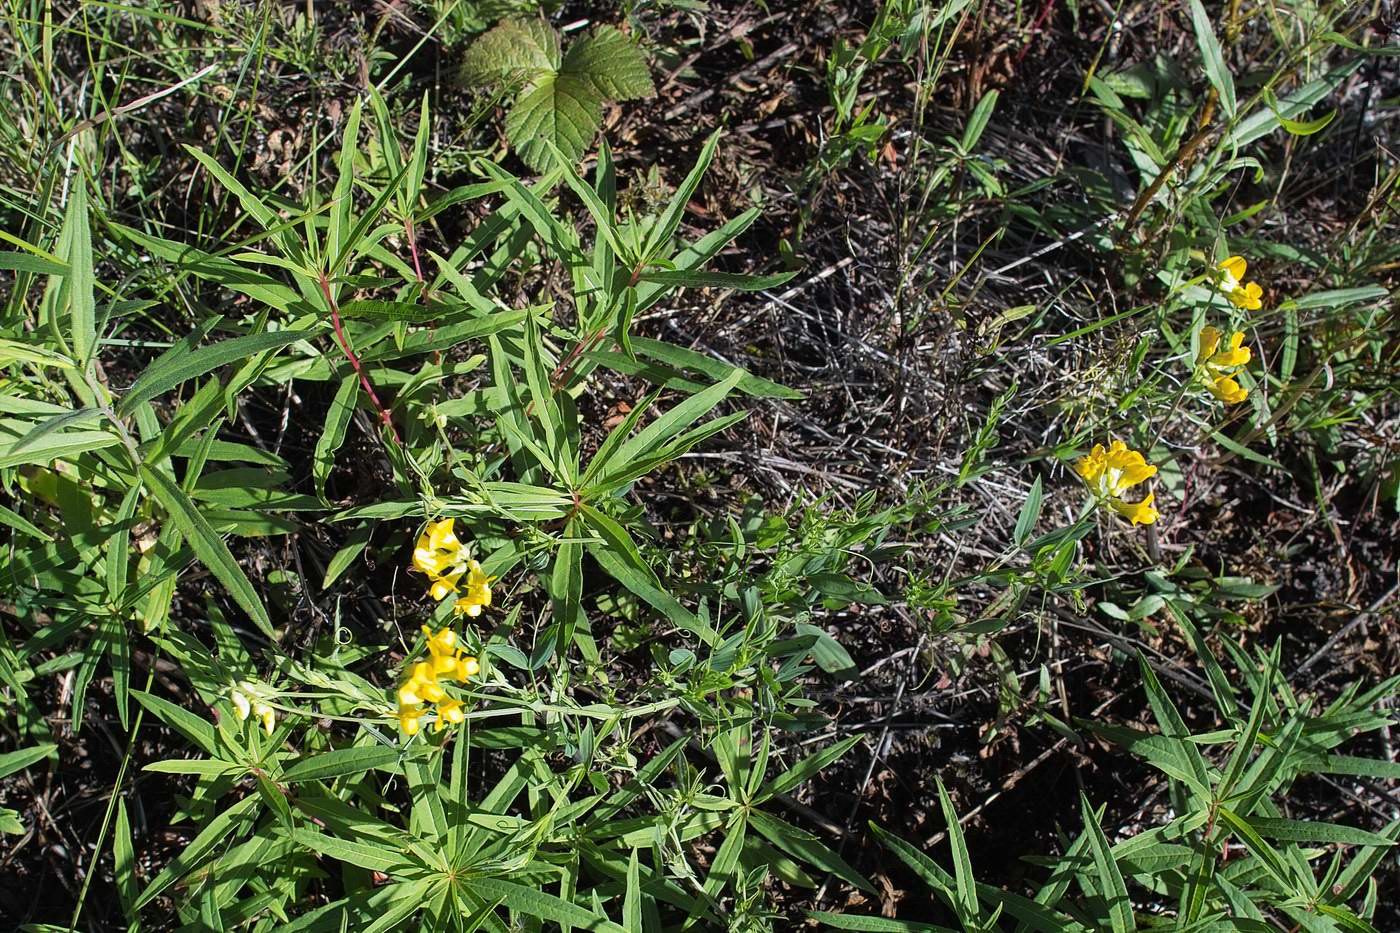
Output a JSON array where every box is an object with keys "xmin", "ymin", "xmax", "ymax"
[
  {"xmin": 1195, "ymin": 326, "xmax": 1252, "ymax": 404},
  {"xmin": 1208, "ymin": 375, "xmax": 1248, "ymax": 404},
  {"xmin": 1215, "ymin": 256, "xmax": 1263, "ymax": 310},
  {"xmin": 231, "ymin": 684, "xmax": 252, "ymax": 721},
  {"xmin": 1075, "ymin": 440, "xmax": 1159, "ymax": 526},
  {"xmin": 231, "ymin": 681, "xmax": 275, "ymax": 734},
  {"xmin": 398, "ymin": 704, "xmax": 425, "ymax": 735},
  {"xmin": 1110, "ymin": 492, "xmax": 1159, "ymax": 526},
  {"xmin": 433, "ymin": 699, "xmax": 466, "ymax": 732},
  {"xmin": 412, "ymin": 521, "xmax": 499, "ymax": 617},
  {"xmin": 253, "ymin": 701, "xmax": 276, "ymax": 736},
  {"xmin": 413, "ymin": 518, "xmax": 462, "ymax": 577},
  {"xmin": 395, "ymin": 626, "xmax": 481, "ymax": 735},
  {"xmin": 452, "ymin": 561, "xmax": 494, "ymax": 617}
]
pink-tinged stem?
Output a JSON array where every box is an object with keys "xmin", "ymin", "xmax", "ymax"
[{"xmin": 319, "ymin": 272, "xmax": 402, "ymax": 445}]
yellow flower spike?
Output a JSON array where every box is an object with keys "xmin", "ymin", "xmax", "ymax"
[
  {"xmin": 426, "ymin": 518, "xmax": 460, "ymax": 551},
  {"xmin": 1217, "ymin": 255, "xmax": 1247, "ymax": 284},
  {"xmin": 413, "ymin": 519, "xmax": 466, "ymax": 579},
  {"xmin": 1074, "ymin": 444, "xmax": 1108, "ymax": 483},
  {"xmin": 1195, "ymin": 326, "xmax": 1252, "ymax": 404},
  {"xmin": 1197, "ymin": 326, "xmax": 1223, "ymax": 366},
  {"xmin": 423, "ymin": 625, "xmax": 457, "ymax": 656},
  {"xmin": 451, "ymin": 561, "xmax": 494, "ymax": 617},
  {"xmin": 1231, "ymin": 282, "xmax": 1263, "ymax": 311}
]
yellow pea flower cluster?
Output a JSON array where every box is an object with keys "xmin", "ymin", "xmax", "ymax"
[
  {"xmin": 412, "ymin": 518, "xmax": 494, "ymax": 617},
  {"xmin": 1075, "ymin": 440, "xmax": 1159, "ymax": 526},
  {"xmin": 1215, "ymin": 256, "xmax": 1263, "ymax": 311},
  {"xmin": 1196, "ymin": 326, "xmax": 1252, "ymax": 404},
  {"xmin": 230, "ymin": 681, "xmax": 276, "ymax": 735},
  {"xmin": 396, "ymin": 625, "xmax": 480, "ymax": 735}
]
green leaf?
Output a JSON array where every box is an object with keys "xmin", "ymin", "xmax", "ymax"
[
  {"xmin": 7, "ymin": 406, "xmax": 103, "ymax": 455},
  {"xmin": 0, "ymin": 743, "xmax": 56, "ymax": 780},
  {"xmin": 134, "ymin": 794, "xmax": 260, "ymax": 909},
  {"xmin": 748, "ymin": 809, "xmax": 873, "ymax": 894},
  {"xmin": 114, "ymin": 799, "xmax": 137, "ymax": 916},
  {"xmin": 505, "ymin": 71, "xmax": 606, "ymax": 172},
  {"xmin": 644, "ymin": 130, "xmax": 721, "ymax": 261},
  {"xmin": 960, "ymin": 89, "xmax": 999, "ymax": 151},
  {"xmin": 140, "ymin": 464, "xmax": 275, "ymax": 640},
  {"xmin": 1247, "ymin": 817, "xmax": 1397, "ymax": 848},
  {"xmin": 282, "ymin": 746, "xmax": 406, "ymax": 783},
  {"xmin": 0, "ymin": 251, "xmax": 65, "ymax": 275},
  {"xmin": 580, "ymin": 504, "xmax": 717, "ymax": 644},
  {"xmin": 586, "ymin": 369, "xmax": 742, "ymax": 488},
  {"xmin": 461, "ymin": 17, "xmax": 561, "ymax": 84},
  {"xmin": 623, "ymin": 848, "xmax": 642, "ymax": 933},
  {"xmin": 289, "ymin": 828, "xmax": 415, "ymax": 875},
  {"xmin": 118, "ymin": 329, "xmax": 312, "ymax": 416},
  {"xmin": 1079, "ymin": 795, "xmax": 1134, "ymax": 933},
  {"xmin": 564, "ymin": 26, "xmax": 655, "ymax": 101},
  {"xmin": 1014, "ymin": 476, "xmax": 1043, "ymax": 546},
  {"xmin": 132, "ymin": 689, "xmax": 219, "ymax": 755},
  {"xmin": 807, "ymin": 912, "xmax": 953, "ymax": 932},
  {"xmin": 1186, "ymin": 0, "xmax": 1236, "ymax": 119},
  {"xmin": 0, "ymin": 429, "xmax": 120, "ymax": 469},
  {"xmin": 58, "ymin": 180, "xmax": 96, "ymax": 366},
  {"xmin": 467, "ymin": 20, "xmax": 654, "ymax": 171},
  {"xmin": 935, "ymin": 777, "xmax": 978, "ymax": 922},
  {"xmin": 337, "ymin": 299, "xmax": 449, "ymax": 323},
  {"xmin": 634, "ymin": 269, "xmax": 797, "ymax": 291},
  {"xmin": 314, "ymin": 374, "xmax": 358, "ymax": 502},
  {"xmin": 468, "ymin": 877, "xmax": 626, "ymax": 932},
  {"xmin": 761, "ymin": 735, "xmax": 862, "ymax": 800}
]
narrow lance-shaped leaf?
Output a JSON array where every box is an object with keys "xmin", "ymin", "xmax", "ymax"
[{"xmin": 140, "ymin": 464, "xmax": 275, "ymax": 639}]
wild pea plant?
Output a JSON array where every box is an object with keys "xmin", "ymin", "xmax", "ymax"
[{"xmin": 0, "ymin": 84, "xmax": 907, "ymax": 928}]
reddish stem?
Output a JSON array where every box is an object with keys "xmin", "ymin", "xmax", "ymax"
[{"xmin": 319, "ymin": 271, "xmax": 402, "ymax": 445}]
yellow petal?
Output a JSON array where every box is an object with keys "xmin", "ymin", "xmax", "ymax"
[
  {"xmin": 231, "ymin": 689, "xmax": 251, "ymax": 721},
  {"xmin": 1110, "ymin": 492, "xmax": 1158, "ymax": 526},
  {"xmin": 426, "ymin": 518, "xmax": 459, "ymax": 551},
  {"xmin": 420, "ymin": 681, "xmax": 446, "ymax": 703},
  {"xmin": 1218, "ymin": 255, "xmax": 1247, "ymax": 281},
  {"xmin": 398, "ymin": 705, "xmax": 423, "ymax": 734},
  {"xmin": 439, "ymin": 699, "xmax": 465, "ymax": 724},
  {"xmin": 1230, "ymin": 281, "xmax": 1263, "ymax": 311},
  {"xmin": 397, "ymin": 683, "xmax": 422, "ymax": 706},
  {"xmin": 460, "ymin": 656, "xmax": 480, "ymax": 678},
  {"xmin": 1074, "ymin": 444, "xmax": 1107, "ymax": 482},
  {"xmin": 1196, "ymin": 326, "xmax": 1222, "ymax": 366},
  {"xmin": 1209, "ymin": 375, "xmax": 1248, "ymax": 404}
]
